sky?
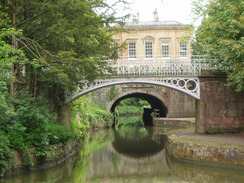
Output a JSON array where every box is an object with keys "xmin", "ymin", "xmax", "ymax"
[
  {"xmin": 129, "ymin": 0, "xmax": 194, "ymax": 24},
  {"xmin": 107, "ymin": 0, "xmax": 197, "ymax": 25}
]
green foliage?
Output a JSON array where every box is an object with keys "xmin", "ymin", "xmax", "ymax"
[
  {"xmin": 9, "ymin": 91, "xmax": 55, "ymax": 151},
  {"xmin": 0, "ymin": 89, "xmax": 57, "ymax": 153},
  {"xmin": 0, "ymin": 28, "xmax": 30, "ymax": 87},
  {"xmin": 116, "ymin": 98, "xmax": 150, "ymax": 115},
  {"xmin": 116, "ymin": 116, "xmax": 144, "ymax": 129},
  {"xmin": 15, "ymin": 91, "xmax": 56, "ymax": 133},
  {"xmin": 192, "ymin": 0, "xmax": 244, "ymax": 91},
  {"xmin": 0, "ymin": 0, "xmax": 129, "ymax": 104},
  {"xmin": 110, "ymin": 86, "xmax": 117, "ymax": 100},
  {"xmin": 7, "ymin": 123, "xmax": 27, "ymax": 150},
  {"xmin": 0, "ymin": 0, "xmax": 129, "ymax": 175},
  {"xmin": 0, "ymin": 132, "xmax": 11, "ymax": 176},
  {"xmin": 115, "ymin": 116, "xmax": 148, "ymax": 140},
  {"xmin": 71, "ymin": 94, "xmax": 113, "ymax": 129},
  {"xmin": 48, "ymin": 124, "xmax": 77, "ymax": 145},
  {"xmin": 0, "ymin": 81, "xmax": 15, "ymax": 126},
  {"xmin": 0, "ymin": 88, "xmax": 79, "ymax": 174}
]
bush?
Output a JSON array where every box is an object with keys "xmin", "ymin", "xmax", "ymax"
[
  {"xmin": 48, "ymin": 124, "xmax": 77, "ymax": 145},
  {"xmin": 15, "ymin": 90, "xmax": 56, "ymax": 148},
  {"xmin": 3, "ymin": 90, "xmax": 58, "ymax": 157},
  {"xmin": 7, "ymin": 123, "xmax": 27, "ymax": 150},
  {"xmin": 0, "ymin": 131, "xmax": 11, "ymax": 176},
  {"xmin": 0, "ymin": 81, "xmax": 15, "ymax": 131},
  {"xmin": 71, "ymin": 94, "xmax": 113, "ymax": 129}
]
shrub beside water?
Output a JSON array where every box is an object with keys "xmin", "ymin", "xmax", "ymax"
[
  {"xmin": 0, "ymin": 132, "xmax": 11, "ymax": 176},
  {"xmin": 0, "ymin": 88, "xmax": 79, "ymax": 175},
  {"xmin": 71, "ymin": 94, "xmax": 114, "ymax": 129},
  {"xmin": 48, "ymin": 124, "xmax": 77, "ymax": 145},
  {"xmin": 0, "ymin": 85, "xmax": 112, "ymax": 176}
]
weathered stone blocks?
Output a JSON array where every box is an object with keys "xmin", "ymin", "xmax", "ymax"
[
  {"xmin": 196, "ymin": 75, "xmax": 244, "ymax": 133},
  {"xmin": 167, "ymin": 138, "xmax": 244, "ymax": 168}
]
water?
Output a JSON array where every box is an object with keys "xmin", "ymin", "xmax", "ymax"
[{"xmin": 1, "ymin": 117, "xmax": 244, "ymax": 183}]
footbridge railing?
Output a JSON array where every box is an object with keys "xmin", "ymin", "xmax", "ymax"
[{"xmin": 107, "ymin": 55, "xmax": 218, "ymax": 76}]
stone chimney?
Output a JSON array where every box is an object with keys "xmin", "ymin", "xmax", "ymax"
[
  {"xmin": 137, "ymin": 12, "xmax": 140, "ymax": 22},
  {"xmin": 153, "ymin": 9, "xmax": 159, "ymax": 22}
]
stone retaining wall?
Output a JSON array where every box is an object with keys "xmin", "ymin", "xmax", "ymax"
[
  {"xmin": 167, "ymin": 138, "xmax": 244, "ymax": 169},
  {"xmin": 5, "ymin": 140, "xmax": 79, "ymax": 177}
]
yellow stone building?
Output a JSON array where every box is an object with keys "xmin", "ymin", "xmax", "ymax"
[{"xmin": 113, "ymin": 12, "xmax": 193, "ymax": 60}]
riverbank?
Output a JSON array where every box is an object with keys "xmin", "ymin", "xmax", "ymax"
[
  {"xmin": 166, "ymin": 128, "xmax": 244, "ymax": 170},
  {"xmin": 3, "ymin": 139, "xmax": 80, "ymax": 177}
]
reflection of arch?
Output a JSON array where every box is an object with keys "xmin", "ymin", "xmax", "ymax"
[
  {"xmin": 112, "ymin": 130, "xmax": 167, "ymax": 158},
  {"xmin": 110, "ymin": 92, "xmax": 168, "ymax": 117}
]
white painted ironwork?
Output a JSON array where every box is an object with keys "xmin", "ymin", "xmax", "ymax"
[
  {"xmin": 67, "ymin": 55, "xmax": 217, "ymax": 103},
  {"xmin": 107, "ymin": 55, "xmax": 217, "ymax": 76},
  {"xmin": 67, "ymin": 76, "xmax": 200, "ymax": 103}
]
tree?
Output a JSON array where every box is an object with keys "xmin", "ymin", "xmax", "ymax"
[
  {"xmin": 192, "ymin": 0, "xmax": 244, "ymax": 91},
  {"xmin": 0, "ymin": 0, "xmax": 128, "ymax": 108}
]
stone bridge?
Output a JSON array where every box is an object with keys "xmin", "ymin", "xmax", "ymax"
[{"xmin": 66, "ymin": 56, "xmax": 244, "ymax": 134}]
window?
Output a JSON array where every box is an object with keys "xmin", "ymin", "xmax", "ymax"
[
  {"xmin": 162, "ymin": 42, "xmax": 169, "ymax": 58},
  {"xmin": 145, "ymin": 42, "xmax": 153, "ymax": 58},
  {"xmin": 180, "ymin": 43, "xmax": 187, "ymax": 57},
  {"xmin": 128, "ymin": 42, "xmax": 136, "ymax": 59},
  {"xmin": 111, "ymin": 43, "xmax": 117, "ymax": 48}
]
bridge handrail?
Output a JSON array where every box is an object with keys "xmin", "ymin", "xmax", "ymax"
[{"xmin": 107, "ymin": 55, "xmax": 218, "ymax": 76}]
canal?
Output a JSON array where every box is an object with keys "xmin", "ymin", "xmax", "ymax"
[{"xmin": 1, "ymin": 116, "xmax": 244, "ymax": 183}]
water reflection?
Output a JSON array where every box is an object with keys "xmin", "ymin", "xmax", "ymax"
[
  {"xmin": 112, "ymin": 131, "xmax": 166, "ymax": 158},
  {"xmin": 113, "ymin": 116, "xmax": 167, "ymax": 158},
  {"xmin": 1, "ymin": 116, "xmax": 244, "ymax": 183}
]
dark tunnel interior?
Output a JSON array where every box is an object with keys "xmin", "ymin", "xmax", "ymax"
[{"xmin": 110, "ymin": 92, "xmax": 168, "ymax": 117}]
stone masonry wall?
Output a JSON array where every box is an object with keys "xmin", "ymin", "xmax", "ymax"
[
  {"xmin": 5, "ymin": 140, "xmax": 78, "ymax": 177},
  {"xmin": 167, "ymin": 137, "xmax": 244, "ymax": 168},
  {"xmin": 196, "ymin": 75, "xmax": 244, "ymax": 133},
  {"xmin": 91, "ymin": 84, "xmax": 195, "ymax": 118}
]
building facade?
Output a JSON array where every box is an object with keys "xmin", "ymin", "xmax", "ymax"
[{"xmin": 113, "ymin": 19, "xmax": 193, "ymax": 60}]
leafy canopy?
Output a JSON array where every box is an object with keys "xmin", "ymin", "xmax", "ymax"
[
  {"xmin": 0, "ymin": 0, "xmax": 128, "ymax": 98},
  {"xmin": 192, "ymin": 0, "xmax": 244, "ymax": 91}
]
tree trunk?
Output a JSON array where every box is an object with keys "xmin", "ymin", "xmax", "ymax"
[
  {"xmin": 10, "ymin": 62, "xmax": 20, "ymax": 98},
  {"xmin": 10, "ymin": 3, "xmax": 20, "ymax": 98}
]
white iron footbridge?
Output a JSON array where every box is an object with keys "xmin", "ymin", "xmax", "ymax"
[{"xmin": 67, "ymin": 56, "xmax": 218, "ymax": 103}]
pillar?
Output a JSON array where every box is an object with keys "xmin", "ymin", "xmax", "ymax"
[{"xmin": 196, "ymin": 75, "xmax": 244, "ymax": 134}]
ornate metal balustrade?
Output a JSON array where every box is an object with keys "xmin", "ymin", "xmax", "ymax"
[
  {"xmin": 67, "ymin": 76, "xmax": 200, "ymax": 103},
  {"xmin": 107, "ymin": 55, "xmax": 217, "ymax": 76},
  {"xmin": 67, "ymin": 55, "xmax": 218, "ymax": 103}
]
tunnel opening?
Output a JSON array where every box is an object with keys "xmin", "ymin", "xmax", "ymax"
[
  {"xmin": 111, "ymin": 92, "xmax": 168, "ymax": 117},
  {"xmin": 111, "ymin": 92, "xmax": 168, "ymax": 126}
]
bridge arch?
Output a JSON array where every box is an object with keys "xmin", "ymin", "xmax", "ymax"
[
  {"xmin": 66, "ymin": 77, "xmax": 200, "ymax": 103},
  {"xmin": 110, "ymin": 92, "xmax": 168, "ymax": 117}
]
